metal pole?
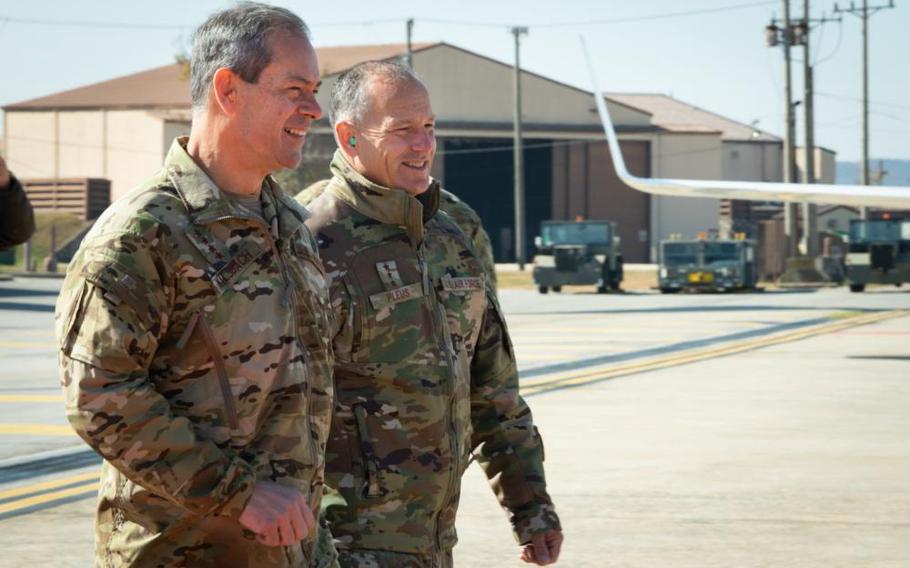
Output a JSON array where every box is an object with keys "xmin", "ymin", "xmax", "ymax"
[
  {"xmin": 511, "ymin": 26, "xmax": 528, "ymax": 269},
  {"xmin": 803, "ymin": 0, "xmax": 818, "ymax": 256},
  {"xmin": 860, "ymin": 0, "xmax": 870, "ymax": 219},
  {"xmin": 405, "ymin": 18, "xmax": 414, "ymax": 69},
  {"xmin": 783, "ymin": 0, "xmax": 800, "ymax": 257}
]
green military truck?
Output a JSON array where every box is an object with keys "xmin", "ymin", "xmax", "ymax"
[
  {"xmin": 532, "ymin": 220, "xmax": 623, "ymax": 294},
  {"xmin": 659, "ymin": 236, "xmax": 758, "ymax": 293},
  {"xmin": 845, "ymin": 218, "xmax": 910, "ymax": 292}
]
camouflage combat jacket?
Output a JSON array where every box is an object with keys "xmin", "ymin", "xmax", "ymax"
[
  {"xmin": 436, "ymin": 190, "xmax": 497, "ymax": 292},
  {"xmin": 300, "ymin": 152, "xmax": 559, "ymax": 559},
  {"xmin": 297, "ymin": 180, "xmax": 496, "ymax": 291},
  {"xmin": 55, "ymin": 138, "xmax": 335, "ymax": 567}
]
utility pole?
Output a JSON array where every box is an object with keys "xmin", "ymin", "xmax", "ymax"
[
  {"xmin": 798, "ymin": 1, "xmax": 839, "ymax": 256},
  {"xmin": 781, "ymin": 0, "xmax": 800, "ymax": 257},
  {"xmin": 511, "ymin": 26, "xmax": 528, "ymax": 269},
  {"xmin": 801, "ymin": 2, "xmax": 818, "ymax": 257},
  {"xmin": 404, "ymin": 18, "xmax": 415, "ymax": 69},
  {"xmin": 835, "ymin": 0, "xmax": 896, "ymax": 219}
]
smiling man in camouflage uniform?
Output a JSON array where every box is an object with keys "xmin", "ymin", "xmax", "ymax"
[
  {"xmin": 297, "ymin": 181, "xmax": 497, "ymax": 291},
  {"xmin": 55, "ymin": 4, "xmax": 336, "ymax": 566},
  {"xmin": 300, "ymin": 61, "xmax": 562, "ymax": 567}
]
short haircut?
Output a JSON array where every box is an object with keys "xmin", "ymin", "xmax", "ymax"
[
  {"xmin": 330, "ymin": 60, "xmax": 424, "ymax": 125},
  {"xmin": 190, "ymin": 1, "xmax": 310, "ymax": 110}
]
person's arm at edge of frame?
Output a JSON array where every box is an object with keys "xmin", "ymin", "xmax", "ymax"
[
  {"xmin": 469, "ymin": 287, "xmax": 563, "ymax": 565},
  {"xmin": 0, "ymin": 155, "xmax": 36, "ymax": 250},
  {"xmin": 56, "ymin": 230, "xmax": 257, "ymax": 521}
]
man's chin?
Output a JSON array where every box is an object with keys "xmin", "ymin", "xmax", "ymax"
[{"xmin": 400, "ymin": 176, "xmax": 430, "ymax": 195}]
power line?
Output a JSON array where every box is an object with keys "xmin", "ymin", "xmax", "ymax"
[
  {"xmin": 0, "ymin": 16, "xmax": 189, "ymax": 30},
  {"xmin": 815, "ymin": 91, "xmax": 910, "ymax": 110},
  {"xmin": 533, "ymin": 0, "xmax": 779, "ymax": 28},
  {"xmin": 0, "ymin": 2, "xmax": 781, "ymax": 33}
]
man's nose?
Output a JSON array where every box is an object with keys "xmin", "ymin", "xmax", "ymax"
[
  {"xmin": 300, "ymin": 97, "xmax": 323, "ymax": 120},
  {"xmin": 411, "ymin": 128, "xmax": 434, "ymax": 152}
]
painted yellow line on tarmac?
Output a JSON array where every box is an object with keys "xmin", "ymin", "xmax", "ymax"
[
  {"xmin": 521, "ymin": 310, "xmax": 909, "ymax": 396},
  {"xmin": 0, "ymin": 482, "xmax": 99, "ymax": 516},
  {"xmin": 0, "ymin": 471, "xmax": 99, "ymax": 501},
  {"xmin": 0, "ymin": 424, "xmax": 75, "ymax": 436},
  {"xmin": 0, "ymin": 394, "xmax": 63, "ymax": 403},
  {"xmin": 0, "ymin": 341, "xmax": 52, "ymax": 349}
]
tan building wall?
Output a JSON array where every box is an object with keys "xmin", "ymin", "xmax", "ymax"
[
  {"xmin": 314, "ymin": 45, "xmax": 650, "ymax": 130},
  {"xmin": 723, "ymin": 141, "xmax": 782, "ymax": 182},
  {"xmin": 795, "ymin": 147, "xmax": 836, "ymax": 183},
  {"xmin": 5, "ymin": 108, "xmax": 173, "ymax": 202},
  {"xmin": 5, "ymin": 111, "xmax": 57, "ymax": 177},
  {"xmin": 641, "ymin": 132, "xmax": 725, "ymax": 260}
]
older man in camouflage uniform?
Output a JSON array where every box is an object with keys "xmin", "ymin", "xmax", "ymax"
[
  {"xmin": 297, "ymin": 181, "xmax": 497, "ymax": 291},
  {"xmin": 55, "ymin": 4, "xmax": 336, "ymax": 566},
  {"xmin": 300, "ymin": 61, "xmax": 562, "ymax": 567}
]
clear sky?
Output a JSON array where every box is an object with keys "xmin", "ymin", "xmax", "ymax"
[{"xmin": 1, "ymin": 0, "xmax": 907, "ymax": 162}]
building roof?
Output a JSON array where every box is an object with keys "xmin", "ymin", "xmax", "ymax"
[
  {"xmin": 4, "ymin": 43, "xmax": 437, "ymax": 110},
  {"xmin": 607, "ymin": 93, "xmax": 781, "ymax": 142}
]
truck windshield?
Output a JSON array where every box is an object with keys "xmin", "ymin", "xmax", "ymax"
[
  {"xmin": 704, "ymin": 242, "xmax": 739, "ymax": 265},
  {"xmin": 541, "ymin": 223, "xmax": 611, "ymax": 245},
  {"xmin": 850, "ymin": 220, "xmax": 910, "ymax": 242},
  {"xmin": 663, "ymin": 243, "xmax": 699, "ymax": 266}
]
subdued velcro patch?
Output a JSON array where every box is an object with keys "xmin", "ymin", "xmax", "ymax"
[
  {"xmin": 81, "ymin": 260, "xmax": 152, "ymax": 316},
  {"xmin": 441, "ymin": 275, "xmax": 484, "ymax": 293},
  {"xmin": 211, "ymin": 241, "xmax": 269, "ymax": 292},
  {"xmin": 368, "ymin": 282, "xmax": 424, "ymax": 310}
]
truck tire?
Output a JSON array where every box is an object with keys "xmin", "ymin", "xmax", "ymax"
[
  {"xmin": 552, "ymin": 286, "xmax": 562, "ymax": 293},
  {"xmin": 849, "ymin": 283, "xmax": 866, "ymax": 293},
  {"xmin": 538, "ymin": 285, "xmax": 549, "ymax": 294}
]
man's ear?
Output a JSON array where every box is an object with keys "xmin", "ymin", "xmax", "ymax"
[
  {"xmin": 211, "ymin": 67, "xmax": 240, "ymax": 116},
  {"xmin": 335, "ymin": 121, "xmax": 358, "ymax": 160}
]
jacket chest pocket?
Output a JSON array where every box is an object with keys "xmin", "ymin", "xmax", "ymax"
[{"xmin": 349, "ymin": 250, "xmax": 435, "ymax": 364}]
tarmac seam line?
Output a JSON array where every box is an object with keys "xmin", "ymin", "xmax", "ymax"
[{"xmin": 521, "ymin": 309, "xmax": 909, "ymax": 396}]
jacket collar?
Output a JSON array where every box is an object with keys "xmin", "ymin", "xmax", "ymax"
[
  {"xmin": 165, "ymin": 136, "xmax": 308, "ymax": 241},
  {"xmin": 326, "ymin": 150, "xmax": 439, "ymax": 243}
]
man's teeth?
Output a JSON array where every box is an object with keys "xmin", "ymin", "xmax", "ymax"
[
  {"xmin": 403, "ymin": 161, "xmax": 426, "ymax": 169},
  {"xmin": 285, "ymin": 128, "xmax": 306, "ymax": 137}
]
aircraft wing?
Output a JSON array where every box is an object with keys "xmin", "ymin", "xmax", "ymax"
[{"xmin": 582, "ymin": 40, "xmax": 910, "ymax": 210}]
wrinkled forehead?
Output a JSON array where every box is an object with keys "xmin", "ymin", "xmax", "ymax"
[{"xmin": 364, "ymin": 77, "xmax": 433, "ymax": 123}]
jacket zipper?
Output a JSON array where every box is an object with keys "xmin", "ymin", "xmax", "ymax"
[
  {"xmin": 196, "ymin": 311, "xmax": 240, "ymax": 432},
  {"xmin": 271, "ymin": 229, "xmax": 320, "ymax": 472},
  {"xmin": 419, "ymin": 249, "xmax": 460, "ymax": 554}
]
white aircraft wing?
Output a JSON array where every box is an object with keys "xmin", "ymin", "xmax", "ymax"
[{"xmin": 582, "ymin": 40, "xmax": 910, "ymax": 210}]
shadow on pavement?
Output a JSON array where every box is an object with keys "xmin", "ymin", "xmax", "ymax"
[
  {"xmin": 516, "ymin": 304, "xmax": 884, "ymax": 317},
  {"xmin": 0, "ymin": 302, "xmax": 56, "ymax": 313}
]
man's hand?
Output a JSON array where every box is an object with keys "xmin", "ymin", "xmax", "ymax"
[
  {"xmin": 238, "ymin": 480, "xmax": 315, "ymax": 547},
  {"xmin": 0, "ymin": 155, "xmax": 10, "ymax": 189},
  {"xmin": 520, "ymin": 530, "xmax": 563, "ymax": 565}
]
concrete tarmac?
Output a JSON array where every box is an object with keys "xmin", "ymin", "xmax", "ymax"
[{"xmin": 0, "ymin": 277, "xmax": 908, "ymax": 566}]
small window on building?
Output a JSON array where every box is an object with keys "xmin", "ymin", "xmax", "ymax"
[{"xmin": 827, "ymin": 219, "xmax": 838, "ymax": 231}]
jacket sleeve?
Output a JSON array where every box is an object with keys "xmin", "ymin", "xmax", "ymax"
[
  {"xmin": 469, "ymin": 290, "xmax": 561, "ymax": 544},
  {"xmin": 0, "ymin": 175, "xmax": 36, "ymax": 250},
  {"xmin": 471, "ymin": 225, "xmax": 498, "ymax": 292},
  {"xmin": 56, "ymin": 231, "xmax": 256, "ymax": 518}
]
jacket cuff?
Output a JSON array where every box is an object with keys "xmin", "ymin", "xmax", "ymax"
[{"xmin": 510, "ymin": 502, "xmax": 562, "ymax": 544}]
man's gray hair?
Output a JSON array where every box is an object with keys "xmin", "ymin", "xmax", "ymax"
[
  {"xmin": 330, "ymin": 61, "xmax": 424, "ymax": 125},
  {"xmin": 190, "ymin": 2, "xmax": 310, "ymax": 110}
]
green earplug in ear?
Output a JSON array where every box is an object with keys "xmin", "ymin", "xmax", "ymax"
[{"xmin": 349, "ymin": 136, "xmax": 357, "ymax": 147}]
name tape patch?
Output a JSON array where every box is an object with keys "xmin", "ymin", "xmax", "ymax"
[
  {"xmin": 369, "ymin": 282, "xmax": 424, "ymax": 310},
  {"xmin": 441, "ymin": 276, "xmax": 485, "ymax": 293}
]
